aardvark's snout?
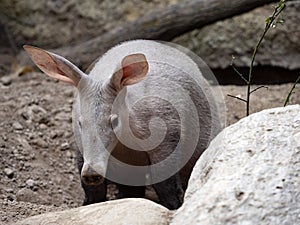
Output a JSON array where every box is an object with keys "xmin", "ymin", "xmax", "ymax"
[{"xmin": 81, "ymin": 164, "xmax": 105, "ymax": 186}]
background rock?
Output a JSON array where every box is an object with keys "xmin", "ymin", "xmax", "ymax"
[
  {"xmin": 15, "ymin": 198, "xmax": 171, "ymax": 225},
  {"xmin": 0, "ymin": 0, "xmax": 299, "ymax": 74},
  {"xmin": 171, "ymin": 105, "xmax": 300, "ymax": 225},
  {"xmin": 0, "ymin": 0, "xmax": 177, "ymax": 49},
  {"xmin": 175, "ymin": 1, "xmax": 300, "ymax": 70}
]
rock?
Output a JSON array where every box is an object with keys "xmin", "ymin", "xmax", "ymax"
[
  {"xmin": 39, "ymin": 123, "xmax": 48, "ymax": 130},
  {"xmin": 34, "ymin": 138, "xmax": 48, "ymax": 148},
  {"xmin": 4, "ymin": 168, "xmax": 14, "ymax": 178},
  {"xmin": 64, "ymin": 89, "xmax": 74, "ymax": 98},
  {"xmin": 5, "ymin": 188, "xmax": 14, "ymax": 193},
  {"xmin": 54, "ymin": 111, "xmax": 70, "ymax": 122},
  {"xmin": 0, "ymin": 76, "xmax": 12, "ymax": 85},
  {"xmin": 2, "ymin": 0, "xmax": 172, "ymax": 51},
  {"xmin": 16, "ymin": 188, "xmax": 39, "ymax": 204},
  {"xmin": 15, "ymin": 198, "xmax": 170, "ymax": 225},
  {"xmin": 30, "ymin": 105, "xmax": 47, "ymax": 114},
  {"xmin": 60, "ymin": 142, "xmax": 70, "ymax": 151},
  {"xmin": 171, "ymin": 105, "xmax": 300, "ymax": 225},
  {"xmin": 26, "ymin": 179, "xmax": 36, "ymax": 189},
  {"xmin": 16, "ymin": 137, "xmax": 33, "ymax": 152},
  {"xmin": 175, "ymin": 4, "xmax": 300, "ymax": 70},
  {"xmin": 12, "ymin": 121, "xmax": 24, "ymax": 130}
]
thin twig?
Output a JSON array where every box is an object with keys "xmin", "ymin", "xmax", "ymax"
[
  {"xmin": 230, "ymin": 56, "xmax": 248, "ymax": 84},
  {"xmin": 227, "ymin": 94, "xmax": 247, "ymax": 102},
  {"xmin": 246, "ymin": 0, "xmax": 286, "ymax": 116},
  {"xmin": 230, "ymin": 63, "xmax": 248, "ymax": 84},
  {"xmin": 284, "ymin": 75, "xmax": 300, "ymax": 106},
  {"xmin": 250, "ymin": 85, "xmax": 268, "ymax": 94}
]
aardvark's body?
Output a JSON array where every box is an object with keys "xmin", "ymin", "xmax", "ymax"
[{"xmin": 24, "ymin": 40, "xmax": 223, "ymax": 209}]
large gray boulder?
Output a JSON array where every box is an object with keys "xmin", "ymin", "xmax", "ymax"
[
  {"xmin": 171, "ymin": 105, "xmax": 300, "ymax": 225},
  {"xmin": 14, "ymin": 198, "xmax": 170, "ymax": 225}
]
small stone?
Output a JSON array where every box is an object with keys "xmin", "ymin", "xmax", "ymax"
[
  {"xmin": 60, "ymin": 142, "xmax": 70, "ymax": 150},
  {"xmin": 69, "ymin": 175, "xmax": 74, "ymax": 181},
  {"xmin": 0, "ymin": 76, "xmax": 12, "ymax": 86},
  {"xmin": 66, "ymin": 150, "xmax": 72, "ymax": 158},
  {"xmin": 41, "ymin": 151, "xmax": 47, "ymax": 158},
  {"xmin": 64, "ymin": 131, "xmax": 72, "ymax": 138},
  {"xmin": 26, "ymin": 179, "xmax": 36, "ymax": 188},
  {"xmin": 2, "ymin": 135, "xmax": 8, "ymax": 141},
  {"xmin": 30, "ymin": 105, "xmax": 47, "ymax": 114},
  {"xmin": 39, "ymin": 123, "xmax": 48, "ymax": 130},
  {"xmin": 64, "ymin": 89, "xmax": 74, "ymax": 97},
  {"xmin": 16, "ymin": 188, "xmax": 38, "ymax": 203},
  {"xmin": 55, "ymin": 112, "xmax": 70, "ymax": 121},
  {"xmin": 50, "ymin": 131, "xmax": 58, "ymax": 139},
  {"xmin": 4, "ymin": 168, "xmax": 14, "ymax": 178},
  {"xmin": 35, "ymin": 138, "xmax": 48, "ymax": 148},
  {"xmin": 30, "ymin": 153, "xmax": 36, "ymax": 160},
  {"xmin": 7, "ymin": 195, "xmax": 14, "ymax": 201},
  {"xmin": 12, "ymin": 122, "xmax": 24, "ymax": 130},
  {"xmin": 5, "ymin": 188, "xmax": 14, "ymax": 193},
  {"xmin": 20, "ymin": 111, "xmax": 30, "ymax": 121},
  {"xmin": 32, "ymin": 186, "xmax": 38, "ymax": 192}
]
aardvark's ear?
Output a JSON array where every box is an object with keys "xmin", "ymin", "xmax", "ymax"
[
  {"xmin": 23, "ymin": 45, "xmax": 86, "ymax": 86},
  {"xmin": 111, "ymin": 53, "xmax": 149, "ymax": 91}
]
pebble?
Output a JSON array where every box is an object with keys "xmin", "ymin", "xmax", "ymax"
[
  {"xmin": 30, "ymin": 153, "xmax": 36, "ymax": 160},
  {"xmin": 60, "ymin": 142, "xmax": 70, "ymax": 150},
  {"xmin": 39, "ymin": 123, "xmax": 48, "ymax": 130},
  {"xmin": 50, "ymin": 131, "xmax": 58, "ymax": 139},
  {"xmin": 35, "ymin": 138, "xmax": 48, "ymax": 148},
  {"xmin": 66, "ymin": 150, "xmax": 72, "ymax": 158},
  {"xmin": 64, "ymin": 89, "xmax": 74, "ymax": 97},
  {"xmin": 55, "ymin": 112, "xmax": 68, "ymax": 121},
  {"xmin": 64, "ymin": 131, "xmax": 73, "ymax": 138},
  {"xmin": 0, "ymin": 76, "xmax": 12, "ymax": 86},
  {"xmin": 30, "ymin": 105, "xmax": 47, "ymax": 114},
  {"xmin": 20, "ymin": 110, "xmax": 30, "ymax": 121},
  {"xmin": 26, "ymin": 179, "xmax": 36, "ymax": 188},
  {"xmin": 41, "ymin": 151, "xmax": 47, "ymax": 158},
  {"xmin": 5, "ymin": 188, "xmax": 14, "ymax": 193},
  {"xmin": 4, "ymin": 168, "xmax": 14, "ymax": 178},
  {"xmin": 68, "ymin": 175, "xmax": 74, "ymax": 181},
  {"xmin": 16, "ymin": 188, "xmax": 39, "ymax": 203},
  {"xmin": 16, "ymin": 137, "xmax": 32, "ymax": 152},
  {"xmin": 12, "ymin": 121, "xmax": 24, "ymax": 130},
  {"xmin": 7, "ymin": 195, "xmax": 14, "ymax": 201}
]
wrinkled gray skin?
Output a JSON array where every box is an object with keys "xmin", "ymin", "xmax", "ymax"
[{"xmin": 24, "ymin": 40, "xmax": 223, "ymax": 210}]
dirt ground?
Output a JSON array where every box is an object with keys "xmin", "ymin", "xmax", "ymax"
[{"xmin": 0, "ymin": 71, "xmax": 299, "ymax": 224}]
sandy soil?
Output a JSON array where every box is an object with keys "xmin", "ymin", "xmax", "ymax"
[{"xmin": 0, "ymin": 71, "xmax": 299, "ymax": 224}]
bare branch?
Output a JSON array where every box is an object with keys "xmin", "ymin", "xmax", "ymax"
[
  {"xmin": 284, "ymin": 75, "xmax": 300, "ymax": 106},
  {"xmin": 250, "ymin": 85, "xmax": 268, "ymax": 94},
  {"xmin": 227, "ymin": 94, "xmax": 247, "ymax": 103},
  {"xmin": 230, "ymin": 60, "xmax": 248, "ymax": 84}
]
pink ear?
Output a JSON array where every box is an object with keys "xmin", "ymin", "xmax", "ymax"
[
  {"xmin": 120, "ymin": 53, "xmax": 148, "ymax": 86},
  {"xmin": 110, "ymin": 53, "xmax": 149, "ymax": 90},
  {"xmin": 23, "ymin": 45, "xmax": 85, "ymax": 86}
]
